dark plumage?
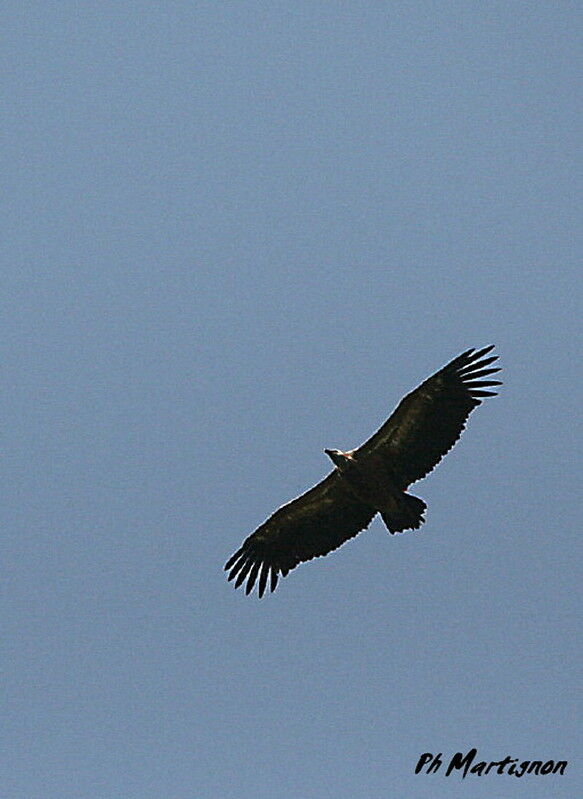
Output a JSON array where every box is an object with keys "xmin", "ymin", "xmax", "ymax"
[{"xmin": 225, "ymin": 346, "xmax": 501, "ymax": 597}]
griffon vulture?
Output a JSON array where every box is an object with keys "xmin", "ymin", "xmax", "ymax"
[{"xmin": 225, "ymin": 346, "xmax": 501, "ymax": 597}]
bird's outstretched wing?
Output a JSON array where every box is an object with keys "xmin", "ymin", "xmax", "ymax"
[
  {"xmin": 355, "ymin": 345, "xmax": 501, "ymax": 488},
  {"xmin": 224, "ymin": 472, "xmax": 376, "ymax": 597}
]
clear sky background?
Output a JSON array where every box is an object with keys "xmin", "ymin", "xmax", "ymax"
[{"xmin": 3, "ymin": 3, "xmax": 581, "ymax": 798}]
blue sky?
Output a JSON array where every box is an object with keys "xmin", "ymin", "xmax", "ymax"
[{"xmin": 4, "ymin": 3, "xmax": 581, "ymax": 797}]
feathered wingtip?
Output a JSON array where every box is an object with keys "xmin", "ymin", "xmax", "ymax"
[
  {"xmin": 224, "ymin": 546, "xmax": 279, "ymax": 598},
  {"xmin": 446, "ymin": 345, "xmax": 502, "ymax": 401}
]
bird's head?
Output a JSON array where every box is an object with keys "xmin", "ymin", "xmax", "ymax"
[{"xmin": 324, "ymin": 448, "xmax": 352, "ymax": 470}]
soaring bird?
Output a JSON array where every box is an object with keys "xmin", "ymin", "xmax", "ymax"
[{"xmin": 225, "ymin": 346, "xmax": 501, "ymax": 598}]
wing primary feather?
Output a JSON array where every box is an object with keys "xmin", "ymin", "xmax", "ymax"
[
  {"xmin": 470, "ymin": 389, "xmax": 498, "ymax": 396},
  {"xmin": 270, "ymin": 568, "xmax": 279, "ymax": 592},
  {"xmin": 245, "ymin": 561, "xmax": 261, "ymax": 595},
  {"xmin": 234, "ymin": 559, "xmax": 254, "ymax": 588},
  {"xmin": 468, "ymin": 344, "xmax": 495, "ymax": 360},
  {"xmin": 458, "ymin": 355, "xmax": 498, "ymax": 374},
  {"xmin": 446, "ymin": 348, "xmax": 476, "ymax": 370},
  {"xmin": 227, "ymin": 553, "xmax": 249, "ymax": 581},
  {"xmin": 258, "ymin": 562, "xmax": 269, "ymax": 599},
  {"xmin": 464, "ymin": 380, "xmax": 502, "ymax": 387},
  {"xmin": 224, "ymin": 548, "xmax": 244, "ymax": 571},
  {"xmin": 461, "ymin": 367, "xmax": 501, "ymax": 379}
]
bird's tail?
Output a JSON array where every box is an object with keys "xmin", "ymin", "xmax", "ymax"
[{"xmin": 380, "ymin": 492, "xmax": 426, "ymax": 534}]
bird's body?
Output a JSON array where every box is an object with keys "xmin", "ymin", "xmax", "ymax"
[
  {"xmin": 225, "ymin": 346, "xmax": 501, "ymax": 597},
  {"xmin": 324, "ymin": 448, "xmax": 425, "ymax": 533}
]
